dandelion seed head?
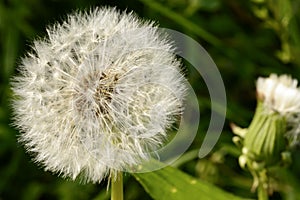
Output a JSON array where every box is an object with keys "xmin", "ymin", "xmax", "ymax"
[{"xmin": 11, "ymin": 7, "xmax": 186, "ymax": 183}]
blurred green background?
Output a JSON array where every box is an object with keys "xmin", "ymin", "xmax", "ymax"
[{"xmin": 1, "ymin": 0, "xmax": 300, "ymax": 199}]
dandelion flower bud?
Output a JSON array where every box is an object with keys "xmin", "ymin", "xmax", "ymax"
[
  {"xmin": 11, "ymin": 7, "xmax": 186, "ymax": 183},
  {"xmin": 243, "ymin": 74, "xmax": 300, "ymax": 167},
  {"xmin": 256, "ymin": 74, "xmax": 300, "ymax": 146},
  {"xmin": 244, "ymin": 102, "xmax": 286, "ymax": 166}
]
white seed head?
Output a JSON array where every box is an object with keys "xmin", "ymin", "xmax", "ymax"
[
  {"xmin": 256, "ymin": 74, "xmax": 300, "ymax": 146},
  {"xmin": 11, "ymin": 7, "xmax": 186, "ymax": 183}
]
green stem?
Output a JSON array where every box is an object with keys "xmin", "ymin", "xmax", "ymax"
[
  {"xmin": 111, "ymin": 171, "xmax": 123, "ymax": 200},
  {"xmin": 258, "ymin": 183, "xmax": 269, "ymax": 200}
]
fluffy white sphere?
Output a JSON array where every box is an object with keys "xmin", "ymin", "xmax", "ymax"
[{"xmin": 12, "ymin": 7, "xmax": 186, "ymax": 183}]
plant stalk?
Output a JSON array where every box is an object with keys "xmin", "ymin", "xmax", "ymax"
[
  {"xmin": 111, "ymin": 171, "xmax": 123, "ymax": 200},
  {"xmin": 258, "ymin": 183, "xmax": 269, "ymax": 200}
]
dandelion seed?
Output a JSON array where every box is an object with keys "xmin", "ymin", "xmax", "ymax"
[{"xmin": 11, "ymin": 7, "xmax": 186, "ymax": 184}]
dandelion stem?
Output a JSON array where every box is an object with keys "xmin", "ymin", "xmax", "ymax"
[
  {"xmin": 257, "ymin": 183, "xmax": 269, "ymax": 200},
  {"xmin": 111, "ymin": 171, "xmax": 123, "ymax": 200}
]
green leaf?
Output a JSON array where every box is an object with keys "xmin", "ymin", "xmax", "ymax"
[{"xmin": 132, "ymin": 160, "xmax": 250, "ymax": 200}]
